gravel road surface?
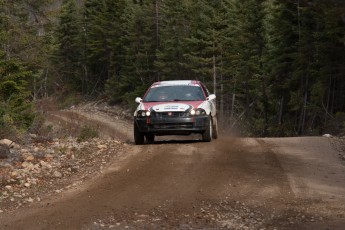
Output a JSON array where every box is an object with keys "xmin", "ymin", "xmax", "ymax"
[{"xmin": 1, "ymin": 107, "xmax": 344, "ymax": 229}]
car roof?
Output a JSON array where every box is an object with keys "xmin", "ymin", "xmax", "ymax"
[{"xmin": 151, "ymin": 80, "xmax": 201, "ymax": 87}]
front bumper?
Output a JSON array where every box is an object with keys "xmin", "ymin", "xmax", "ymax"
[{"xmin": 134, "ymin": 115, "xmax": 209, "ymax": 135}]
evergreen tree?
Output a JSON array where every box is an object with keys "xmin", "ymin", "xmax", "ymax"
[
  {"xmin": 154, "ymin": 0, "xmax": 190, "ymax": 80},
  {"xmin": 223, "ymin": 0, "xmax": 267, "ymax": 135},
  {"xmin": 264, "ymin": 0, "xmax": 300, "ymax": 135},
  {"xmin": 83, "ymin": 0, "xmax": 126, "ymax": 95},
  {"xmin": 1, "ymin": 0, "xmax": 344, "ymax": 136},
  {"xmin": 307, "ymin": 0, "xmax": 345, "ymax": 134},
  {"xmin": 265, "ymin": 0, "xmax": 345, "ymax": 135},
  {"xmin": 55, "ymin": 0, "xmax": 83, "ymax": 93},
  {"xmin": 0, "ymin": 0, "xmax": 47, "ymax": 138},
  {"xmin": 106, "ymin": 0, "xmax": 158, "ymax": 105},
  {"xmin": 183, "ymin": 0, "xmax": 228, "ymax": 84},
  {"xmin": 0, "ymin": 0, "xmax": 55, "ymax": 99},
  {"xmin": 0, "ymin": 50, "xmax": 35, "ymax": 137},
  {"xmin": 183, "ymin": 0, "xmax": 213, "ymax": 80}
]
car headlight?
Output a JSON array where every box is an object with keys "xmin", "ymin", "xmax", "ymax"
[
  {"xmin": 190, "ymin": 108, "xmax": 206, "ymax": 116},
  {"xmin": 137, "ymin": 110, "xmax": 151, "ymax": 117}
]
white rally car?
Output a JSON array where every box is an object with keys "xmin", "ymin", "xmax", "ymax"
[{"xmin": 133, "ymin": 80, "xmax": 218, "ymax": 144}]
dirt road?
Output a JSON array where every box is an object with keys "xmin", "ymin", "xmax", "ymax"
[{"xmin": 1, "ymin": 109, "xmax": 345, "ymax": 229}]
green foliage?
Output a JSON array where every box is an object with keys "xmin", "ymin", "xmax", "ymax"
[
  {"xmin": 263, "ymin": 0, "xmax": 345, "ymax": 136},
  {"xmin": 183, "ymin": 0, "xmax": 223, "ymax": 80},
  {"xmin": 0, "ymin": 51, "xmax": 35, "ymax": 138},
  {"xmin": 57, "ymin": 93, "xmax": 83, "ymax": 109},
  {"xmin": 0, "ymin": 0, "xmax": 55, "ymax": 137},
  {"xmin": 106, "ymin": 0, "xmax": 157, "ymax": 104},
  {"xmin": 1, "ymin": 0, "xmax": 345, "ymax": 137},
  {"xmin": 53, "ymin": 0, "xmax": 84, "ymax": 93},
  {"xmin": 219, "ymin": 0, "xmax": 268, "ymax": 135},
  {"xmin": 77, "ymin": 125, "xmax": 99, "ymax": 142},
  {"xmin": 154, "ymin": 0, "xmax": 191, "ymax": 80},
  {"xmin": 323, "ymin": 112, "xmax": 345, "ymax": 136},
  {"xmin": 82, "ymin": 0, "xmax": 127, "ymax": 96}
]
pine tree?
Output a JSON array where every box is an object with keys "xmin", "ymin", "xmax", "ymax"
[
  {"xmin": 83, "ymin": 0, "xmax": 126, "ymax": 95},
  {"xmin": 222, "ymin": 0, "xmax": 267, "ymax": 135},
  {"xmin": 307, "ymin": 0, "xmax": 345, "ymax": 134},
  {"xmin": 183, "ymin": 0, "xmax": 227, "ymax": 84},
  {"xmin": 183, "ymin": 0, "xmax": 214, "ymax": 80},
  {"xmin": 0, "ymin": 0, "xmax": 42, "ymax": 136},
  {"xmin": 106, "ymin": 0, "xmax": 158, "ymax": 105},
  {"xmin": 264, "ymin": 0, "xmax": 300, "ymax": 135},
  {"xmin": 55, "ymin": 0, "xmax": 83, "ymax": 93},
  {"xmin": 264, "ymin": 0, "xmax": 345, "ymax": 135},
  {"xmin": 0, "ymin": 50, "xmax": 35, "ymax": 137},
  {"xmin": 154, "ymin": 0, "xmax": 191, "ymax": 80}
]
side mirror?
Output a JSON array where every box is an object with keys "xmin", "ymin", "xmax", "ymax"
[
  {"xmin": 135, "ymin": 97, "xmax": 143, "ymax": 103},
  {"xmin": 207, "ymin": 94, "xmax": 216, "ymax": 101}
]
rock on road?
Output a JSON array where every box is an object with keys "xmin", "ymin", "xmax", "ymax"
[{"xmin": 1, "ymin": 110, "xmax": 345, "ymax": 229}]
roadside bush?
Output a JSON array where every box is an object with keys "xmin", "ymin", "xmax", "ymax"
[
  {"xmin": 0, "ymin": 97, "xmax": 35, "ymax": 139},
  {"xmin": 0, "ymin": 113, "xmax": 18, "ymax": 140},
  {"xmin": 323, "ymin": 112, "xmax": 345, "ymax": 136},
  {"xmin": 267, "ymin": 121, "xmax": 296, "ymax": 137},
  {"xmin": 28, "ymin": 112, "xmax": 46, "ymax": 135},
  {"xmin": 58, "ymin": 93, "xmax": 83, "ymax": 109},
  {"xmin": 77, "ymin": 126, "xmax": 99, "ymax": 142},
  {"xmin": 0, "ymin": 56, "xmax": 35, "ymax": 139}
]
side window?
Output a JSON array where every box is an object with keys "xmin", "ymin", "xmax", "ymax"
[{"xmin": 201, "ymin": 83, "xmax": 210, "ymax": 97}]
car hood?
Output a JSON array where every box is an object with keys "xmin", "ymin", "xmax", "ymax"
[{"xmin": 142, "ymin": 101, "xmax": 204, "ymax": 112}]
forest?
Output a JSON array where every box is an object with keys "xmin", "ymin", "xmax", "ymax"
[{"xmin": 0, "ymin": 0, "xmax": 344, "ymax": 138}]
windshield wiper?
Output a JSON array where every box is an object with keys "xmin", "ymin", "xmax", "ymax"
[{"xmin": 173, "ymin": 99, "xmax": 196, "ymax": 101}]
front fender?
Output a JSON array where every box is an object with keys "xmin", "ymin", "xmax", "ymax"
[
  {"xmin": 197, "ymin": 101, "xmax": 212, "ymax": 115},
  {"xmin": 134, "ymin": 103, "xmax": 145, "ymax": 116}
]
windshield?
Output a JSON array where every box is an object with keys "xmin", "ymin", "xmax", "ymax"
[{"xmin": 143, "ymin": 85, "xmax": 205, "ymax": 102}]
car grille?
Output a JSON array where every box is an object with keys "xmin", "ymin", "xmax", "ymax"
[
  {"xmin": 152, "ymin": 124, "xmax": 193, "ymax": 129},
  {"xmin": 152, "ymin": 111, "xmax": 189, "ymax": 118}
]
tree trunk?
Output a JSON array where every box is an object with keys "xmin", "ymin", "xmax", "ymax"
[
  {"xmin": 231, "ymin": 93, "xmax": 236, "ymax": 126},
  {"xmin": 278, "ymin": 96, "xmax": 284, "ymax": 125},
  {"xmin": 155, "ymin": 0, "xmax": 160, "ymax": 81}
]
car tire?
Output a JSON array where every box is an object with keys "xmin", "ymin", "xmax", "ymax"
[
  {"xmin": 202, "ymin": 116, "xmax": 212, "ymax": 142},
  {"xmin": 134, "ymin": 121, "xmax": 145, "ymax": 145},
  {"xmin": 212, "ymin": 117, "xmax": 218, "ymax": 139},
  {"xmin": 146, "ymin": 134, "xmax": 155, "ymax": 144}
]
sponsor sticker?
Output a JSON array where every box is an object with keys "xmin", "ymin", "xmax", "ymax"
[
  {"xmin": 152, "ymin": 103, "xmax": 190, "ymax": 112},
  {"xmin": 164, "ymin": 105, "xmax": 179, "ymax": 110}
]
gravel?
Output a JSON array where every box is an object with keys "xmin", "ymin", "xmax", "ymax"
[{"xmin": 0, "ymin": 136, "xmax": 126, "ymax": 212}]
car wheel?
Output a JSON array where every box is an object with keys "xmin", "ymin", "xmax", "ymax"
[
  {"xmin": 202, "ymin": 116, "xmax": 212, "ymax": 142},
  {"xmin": 134, "ymin": 121, "xmax": 145, "ymax": 145},
  {"xmin": 212, "ymin": 117, "xmax": 218, "ymax": 139},
  {"xmin": 146, "ymin": 134, "xmax": 155, "ymax": 144}
]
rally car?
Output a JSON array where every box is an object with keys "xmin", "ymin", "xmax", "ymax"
[{"xmin": 133, "ymin": 80, "xmax": 218, "ymax": 144}]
